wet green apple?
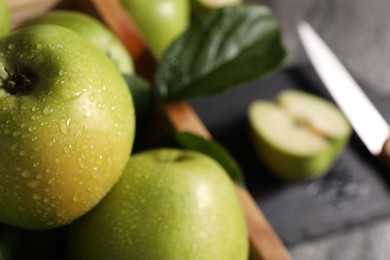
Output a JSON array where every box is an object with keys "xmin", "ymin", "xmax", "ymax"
[
  {"xmin": 248, "ymin": 90, "xmax": 351, "ymax": 181},
  {"xmin": 67, "ymin": 148, "xmax": 248, "ymax": 260},
  {"xmin": 0, "ymin": 25, "xmax": 135, "ymax": 229},
  {"xmin": 0, "ymin": 0, "xmax": 11, "ymax": 37},
  {"xmin": 120, "ymin": 0, "xmax": 190, "ymax": 59},
  {"xmin": 20, "ymin": 11, "xmax": 134, "ymax": 75}
]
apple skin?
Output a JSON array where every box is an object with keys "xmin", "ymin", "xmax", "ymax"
[
  {"xmin": 248, "ymin": 90, "xmax": 351, "ymax": 181},
  {"xmin": 67, "ymin": 148, "xmax": 248, "ymax": 260},
  {"xmin": 120, "ymin": 0, "xmax": 190, "ymax": 59},
  {"xmin": 20, "ymin": 11, "xmax": 134, "ymax": 75},
  {"xmin": 191, "ymin": 0, "xmax": 242, "ymax": 12},
  {"xmin": 0, "ymin": 25, "xmax": 135, "ymax": 229},
  {"xmin": 0, "ymin": 0, "xmax": 11, "ymax": 37}
]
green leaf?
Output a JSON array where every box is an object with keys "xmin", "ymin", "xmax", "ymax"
[
  {"xmin": 155, "ymin": 4, "xmax": 286, "ymax": 102},
  {"xmin": 163, "ymin": 131, "xmax": 246, "ymax": 186},
  {"xmin": 123, "ymin": 74, "xmax": 153, "ymax": 121}
]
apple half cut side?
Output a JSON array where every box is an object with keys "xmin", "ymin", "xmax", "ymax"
[{"xmin": 248, "ymin": 89, "xmax": 352, "ymax": 181}]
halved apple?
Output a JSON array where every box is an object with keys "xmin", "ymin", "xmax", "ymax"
[{"xmin": 248, "ymin": 89, "xmax": 351, "ymax": 181}]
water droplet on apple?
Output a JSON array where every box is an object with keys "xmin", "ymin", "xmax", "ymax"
[
  {"xmin": 10, "ymin": 143, "xmax": 18, "ymax": 151},
  {"xmin": 56, "ymin": 211, "xmax": 65, "ymax": 218},
  {"xmin": 19, "ymin": 150, "xmax": 26, "ymax": 157},
  {"xmin": 27, "ymin": 180, "xmax": 38, "ymax": 188},
  {"xmin": 42, "ymin": 106, "xmax": 52, "ymax": 115},
  {"xmin": 90, "ymin": 168, "xmax": 99, "ymax": 179},
  {"xmin": 77, "ymin": 158, "xmax": 85, "ymax": 169},
  {"xmin": 59, "ymin": 118, "xmax": 71, "ymax": 135},
  {"xmin": 72, "ymin": 193, "xmax": 78, "ymax": 202},
  {"xmin": 31, "ymin": 115, "xmax": 40, "ymax": 121},
  {"xmin": 32, "ymin": 194, "xmax": 40, "ymax": 200},
  {"xmin": 12, "ymin": 130, "xmax": 20, "ymax": 137},
  {"xmin": 63, "ymin": 146, "xmax": 71, "ymax": 154},
  {"xmin": 21, "ymin": 170, "xmax": 30, "ymax": 178},
  {"xmin": 7, "ymin": 44, "xmax": 15, "ymax": 50},
  {"xmin": 61, "ymin": 88, "xmax": 87, "ymax": 101},
  {"xmin": 28, "ymin": 126, "xmax": 35, "ymax": 132}
]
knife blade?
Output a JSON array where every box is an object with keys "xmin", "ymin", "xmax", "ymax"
[{"xmin": 297, "ymin": 21, "xmax": 390, "ymax": 158}]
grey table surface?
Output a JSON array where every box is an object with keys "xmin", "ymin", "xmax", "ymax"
[{"xmin": 251, "ymin": 0, "xmax": 390, "ymax": 259}]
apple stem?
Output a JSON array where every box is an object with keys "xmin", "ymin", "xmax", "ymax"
[{"xmin": 3, "ymin": 67, "xmax": 34, "ymax": 95}]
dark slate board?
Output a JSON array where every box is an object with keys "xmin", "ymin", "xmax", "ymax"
[{"xmin": 189, "ymin": 64, "xmax": 390, "ymax": 246}]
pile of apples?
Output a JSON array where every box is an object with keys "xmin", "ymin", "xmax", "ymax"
[
  {"xmin": 0, "ymin": 0, "xmax": 351, "ymax": 258},
  {"xmin": 0, "ymin": 0, "xmax": 250, "ymax": 259}
]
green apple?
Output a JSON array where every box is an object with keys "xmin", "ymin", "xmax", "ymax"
[
  {"xmin": 248, "ymin": 89, "xmax": 351, "ymax": 181},
  {"xmin": 120, "ymin": 0, "xmax": 190, "ymax": 59},
  {"xmin": 0, "ymin": 0, "xmax": 11, "ymax": 37},
  {"xmin": 19, "ymin": 11, "xmax": 134, "ymax": 75},
  {"xmin": 191, "ymin": 0, "xmax": 242, "ymax": 12},
  {"xmin": 0, "ymin": 25, "xmax": 135, "ymax": 229},
  {"xmin": 67, "ymin": 148, "xmax": 248, "ymax": 260}
]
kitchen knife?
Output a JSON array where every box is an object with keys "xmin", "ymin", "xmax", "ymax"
[{"xmin": 297, "ymin": 21, "xmax": 390, "ymax": 164}]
